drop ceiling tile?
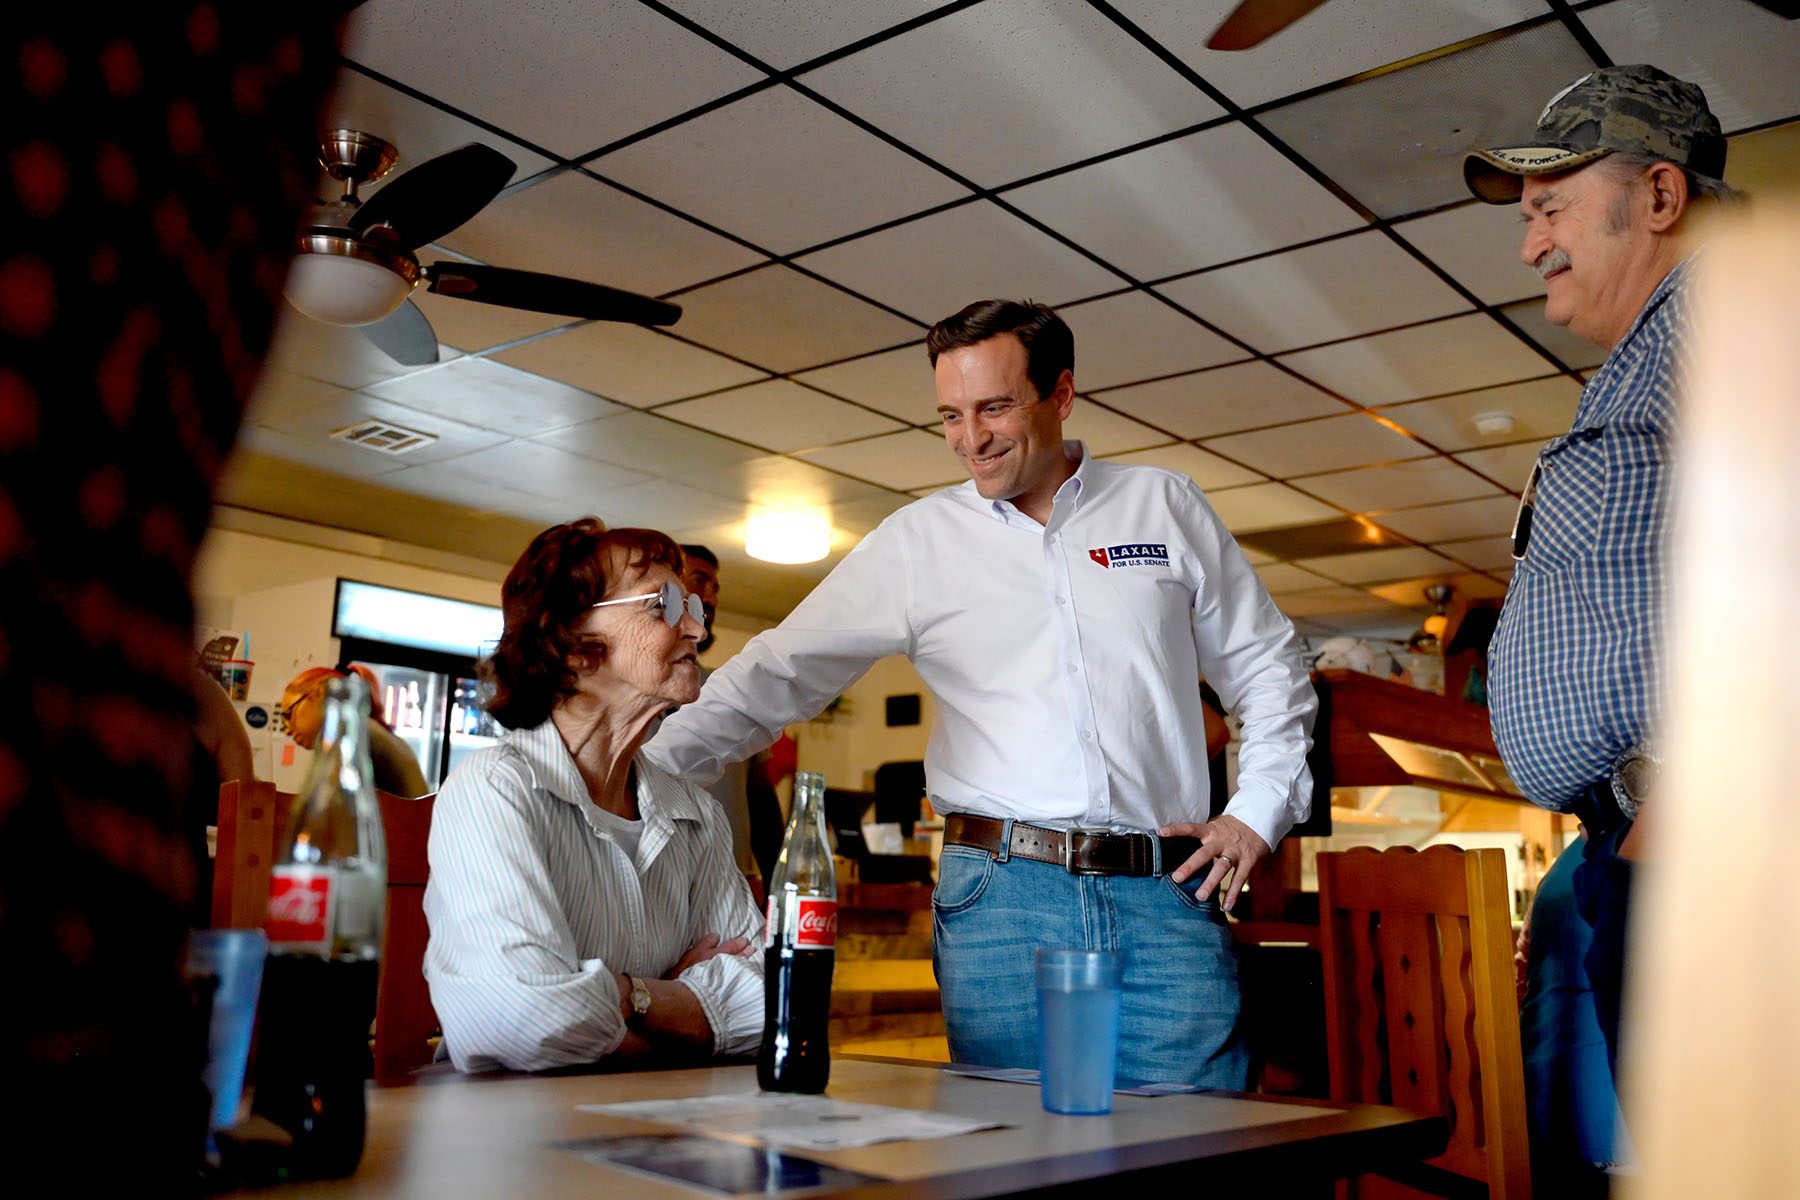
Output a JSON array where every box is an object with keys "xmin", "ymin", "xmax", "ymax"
[
  {"xmin": 365, "ymin": 357, "xmax": 623, "ymax": 437},
  {"xmin": 661, "ymin": 1, "xmax": 935, "ymax": 69},
  {"xmin": 1454, "ymin": 440, "xmax": 1543, "ymax": 491},
  {"xmin": 491, "ymin": 322, "xmax": 766, "ymax": 408},
  {"xmin": 1111, "ymin": 0, "xmax": 1545, "ymax": 109},
  {"xmin": 1583, "ymin": 0, "xmax": 1800, "ymax": 134},
  {"xmin": 1240, "ymin": 546, "xmax": 1276, "ymax": 566},
  {"xmin": 254, "ymin": 385, "xmax": 509, "ymax": 467},
  {"xmin": 1273, "ymin": 586, "xmax": 1414, "ymax": 618},
  {"xmin": 234, "ymin": 425, "xmax": 411, "ymax": 481},
  {"xmin": 1100, "ymin": 444, "xmax": 1262, "ymax": 491},
  {"xmin": 324, "ymin": 68, "xmax": 557, "ymax": 180},
  {"xmin": 1157, "ymin": 232, "xmax": 1470, "ymax": 354},
  {"xmin": 1256, "ymin": 20, "xmax": 1599, "ymax": 218},
  {"xmin": 1204, "ymin": 483, "xmax": 1340, "ymax": 532},
  {"xmin": 1006, "ymin": 123, "xmax": 1361, "ymax": 281},
  {"xmin": 437, "ymin": 171, "xmax": 764, "ymax": 299},
  {"xmin": 1372, "ymin": 495, "xmax": 1518, "ymax": 543},
  {"xmin": 407, "ymin": 288, "xmax": 574, "ymax": 353},
  {"xmin": 541, "ymin": 411, "xmax": 764, "ymax": 474},
  {"xmin": 1095, "ymin": 361, "xmax": 1346, "ymax": 438},
  {"xmin": 432, "ymin": 439, "xmax": 650, "ymax": 502},
  {"xmin": 674, "ymin": 453, "xmax": 902, "ymax": 510},
  {"xmin": 1256, "ymin": 563, "xmax": 1338, "ymax": 592},
  {"xmin": 669, "ymin": 265, "xmax": 924, "ymax": 373},
  {"xmin": 595, "ymin": 87, "xmax": 969, "ymax": 254},
  {"xmin": 1058, "ymin": 291, "xmax": 1244, "ymax": 390},
  {"xmin": 343, "ymin": 0, "xmax": 763, "ymax": 157},
  {"xmin": 1433, "ymin": 535, "xmax": 1515, "ymax": 572},
  {"xmin": 1067, "ymin": 403, "xmax": 1173, "ymax": 456},
  {"xmin": 1318, "ymin": 608, "xmax": 1427, "ymax": 637},
  {"xmin": 1295, "ymin": 546, "xmax": 1459, "ymax": 585},
  {"xmin": 1277, "ymin": 313, "xmax": 1552, "ymax": 405},
  {"xmin": 799, "ymin": 430, "xmax": 962, "ymax": 491},
  {"xmin": 799, "ymin": 0, "xmax": 1223, "ymax": 186},
  {"xmin": 586, "ymin": 479, "xmax": 746, "ymax": 533},
  {"xmin": 265, "ymin": 305, "xmax": 454, "ymax": 392},
  {"xmin": 1298, "ymin": 457, "xmax": 1499, "ymax": 512},
  {"xmin": 1393, "ymin": 202, "xmax": 1544, "ymax": 306},
  {"xmin": 378, "ymin": 463, "xmax": 570, "ymax": 524},
  {"xmin": 795, "ymin": 202, "xmax": 1120, "ymax": 325},
  {"xmin": 1499, "ymin": 300, "xmax": 1608, "ymax": 370},
  {"xmin": 1203, "ymin": 413, "xmax": 1429, "ymax": 477},
  {"xmin": 1378, "ymin": 376, "xmax": 1579, "ymax": 452},
  {"xmin": 1367, "ymin": 572, "xmax": 1507, "ymax": 607},
  {"xmin": 792, "ymin": 344, "xmax": 934, "ymax": 423},
  {"xmin": 245, "ymin": 369, "xmax": 351, "ymax": 426},
  {"xmin": 659, "ymin": 381, "xmax": 906, "ymax": 453},
  {"xmin": 833, "ymin": 492, "xmax": 916, "ymax": 537}
]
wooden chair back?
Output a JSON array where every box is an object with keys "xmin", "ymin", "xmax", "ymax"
[
  {"xmin": 213, "ymin": 780, "xmax": 439, "ymax": 1083},
  {"xmin": 1316, "ymin": 845, "xmax": 1530, "ymax": 1199}
]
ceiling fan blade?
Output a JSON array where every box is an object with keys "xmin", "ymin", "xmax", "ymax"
[
  {"xmin": 1206, "ymin": 0, "xmax": 1331, "ymax": 50},
  {"xmin": 425, "ymin": 262, "xmax": 681, "ymax": 326},
  {"xmin": 358, "ymin": 299, "xmax": 439, "ymax": 366},
  {"xmin": 348, "ymin": 143, "xmax": 516, "ymax": 251}
]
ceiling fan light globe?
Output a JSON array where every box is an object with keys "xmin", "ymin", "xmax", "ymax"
[{"xmin": 284, "ymin": 234, "xmax": 420, "ymax": 326}]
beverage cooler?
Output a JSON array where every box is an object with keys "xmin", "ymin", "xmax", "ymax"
[{"xmin": 330, "ymin": 579, "xmax": 505, "ymax": 793}]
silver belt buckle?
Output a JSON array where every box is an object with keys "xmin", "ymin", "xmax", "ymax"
[{"xmin": 1062, "ymin": 826, "xmax": 1109, "ymax": 875}]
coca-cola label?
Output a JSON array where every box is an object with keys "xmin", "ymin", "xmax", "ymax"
[
  {"xmin": 765, "ymin": 895, "xmax": 837, "ymax": 949},
  {"xmin": 267, "ymin": 866, "xmax": 334, "ymax": 950},
  {"xmin": 794, "ymin": 897, "xmax": 837, "ymax": 948}
]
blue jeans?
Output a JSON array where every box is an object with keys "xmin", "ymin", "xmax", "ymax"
[{"xmin": 931, "ymin": 841, "xmax": 1247, "ymax": 1089}]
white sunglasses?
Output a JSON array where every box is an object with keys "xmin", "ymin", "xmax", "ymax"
[{"xmin": 591, "ymin": 579, "xmax": 705, "ymax": 628}]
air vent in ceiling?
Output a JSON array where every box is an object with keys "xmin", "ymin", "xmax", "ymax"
[{"xmin": 330, "ymin": 419, "xmax": 437, "ymax": 456}]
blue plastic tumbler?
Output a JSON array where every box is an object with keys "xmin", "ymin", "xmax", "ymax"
[
  {"xmin": 186, "ymin": 928, "xmax": 268, "ymax": 1136},
  {"xmin": 1035, "ymin": 948, "xmax": 1124, "ymax": 1115}
]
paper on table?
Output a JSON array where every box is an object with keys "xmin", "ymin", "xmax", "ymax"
[{"xmin": 577, "ymin": 1092, "xmax": 1009, "ymax": 1152}]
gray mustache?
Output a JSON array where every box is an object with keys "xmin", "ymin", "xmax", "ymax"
[{"xmin": 1536, "ymin": 248, "xmax": 1572, "ymax": 280}]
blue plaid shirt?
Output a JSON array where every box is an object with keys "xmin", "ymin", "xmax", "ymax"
[{"xmin": 1488, "ymin": 259, "xmax": 1692, "ymax": 811}]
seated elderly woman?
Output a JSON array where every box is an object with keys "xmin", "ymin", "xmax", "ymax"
[{"xmin": 424, "ymin": 519, "xmax": 763, "ymax": 1072}]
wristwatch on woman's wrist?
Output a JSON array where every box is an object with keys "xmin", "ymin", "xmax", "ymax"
[{"xmin": 626, "ymin": 974, "xmax": 653, "ymax": 1022}]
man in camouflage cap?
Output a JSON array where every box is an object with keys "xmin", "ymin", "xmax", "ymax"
[{"xmin": 1467, "ymin": 64, "xmax": 1741, "ymax": 1169}]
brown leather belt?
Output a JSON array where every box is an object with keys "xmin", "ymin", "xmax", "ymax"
[{"xmin": 942, "ymin": 813, "xmax": 1202, "ymax": 878}]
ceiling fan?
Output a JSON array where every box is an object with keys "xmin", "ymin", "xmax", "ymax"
[
  {"xmin": 283, "ymin": 130, "xmax": 681, "ymax": 366},
  {"xmin": 1206, "ymin": 0, "xmax": 1330, "ymax": 51}
]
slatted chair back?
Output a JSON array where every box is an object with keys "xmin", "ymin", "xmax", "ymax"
[
  {"xmin": 213, "ymin": 780, "xmax": 439, "ymax": 1083},
  {"xmin": 1316, "ymin": 845, "xmax": 1531, "ymax": 1199}
]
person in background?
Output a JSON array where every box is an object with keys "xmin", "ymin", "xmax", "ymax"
[
  {"xmin": 0, "ymin": 10, "xmax": 347, "ymax": 1186},
  {"xmin": 281, "ymin": 666, "xmax": 430, "ymax": 798},
  {"xmin": 649, "ymin": 300, "xmax": 1315, "ymax": 1088},
  {"xmin": 675, "ymin": 544, "xmax": 766, "ymax": 896},
  {"xmin": 424, "ymin": 520, "xmax": 762, "ymax": 1073},
  {"xmin": 1465, "ymin": 64, "xmax": 1743, "ymax": 1081}
]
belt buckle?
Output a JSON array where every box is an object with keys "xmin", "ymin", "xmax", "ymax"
[{"xmin": 1063, "ymin": 827, "xmax": 1108, "ymax": 875}]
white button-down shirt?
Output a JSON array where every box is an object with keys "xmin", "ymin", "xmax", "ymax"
[
  {"xmin": 424, "ymin": 720, "xmax": 764, "ymax": 1073},
  {"xmin": 647, "ymin": 444, "xmax": 1315, "ymax": 850}
]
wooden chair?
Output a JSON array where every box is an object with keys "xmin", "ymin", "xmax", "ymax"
[
  {"xmin": 214, "ymin": 779, "xmax": 439, "ymax": 1083},
  {"xmin": 1316, "ymin": 846, "xmax": 1531, "ymax": 1200}
]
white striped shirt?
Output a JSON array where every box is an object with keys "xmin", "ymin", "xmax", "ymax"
[{"xmin": 423, "ymin": 719, "xmax": 764, "ymax": 1073}]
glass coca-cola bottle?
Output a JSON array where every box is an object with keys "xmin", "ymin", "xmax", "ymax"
[
  {"xmin": 758, "ymin": 770, "xmax": 837, "ymax": 1094},
  {"xmin": 251, "ymin": 674, "xmax": 386, "ymax": 1179}
]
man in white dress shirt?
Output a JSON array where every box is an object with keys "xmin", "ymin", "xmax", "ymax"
[{"xmin": 647, "ymin": 300, "xmax": 1315, "ymax": 1086}]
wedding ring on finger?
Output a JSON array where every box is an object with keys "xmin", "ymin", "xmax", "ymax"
[{"xmin": 1217, "ymin": 855, "xmax": 1232, "ymax": 872}]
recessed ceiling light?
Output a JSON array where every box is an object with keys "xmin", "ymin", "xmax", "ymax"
[{"xmin": 745, "ymin": 510, "xmax": 831, "ymax": 564}]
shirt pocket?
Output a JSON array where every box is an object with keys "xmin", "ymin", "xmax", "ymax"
[{"xmin": 1519, "ymin": 427, "xmax": 1606, "ymax": 576}]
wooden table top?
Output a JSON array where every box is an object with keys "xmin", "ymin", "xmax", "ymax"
[{"xmin": 229, "ymin": 1057, "xmax": 1444, "ymax": 1199}]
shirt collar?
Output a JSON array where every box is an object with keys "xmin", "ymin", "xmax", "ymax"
[
  {"xmin": 503, "ymin": 718, "xmax": 703, "ymax": 832},
  {"xmin": 1615, "ymin": 254, "xmax": 1695, "ymax": 353},
  {"xmin": 985, "ymin": 440, "xmax": 1091, "ymax": 524}
]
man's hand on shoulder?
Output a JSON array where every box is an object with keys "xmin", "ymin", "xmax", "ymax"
[{"xmin": 1156, "ymin": 814, "xmax": 1270, "ymax": 912}]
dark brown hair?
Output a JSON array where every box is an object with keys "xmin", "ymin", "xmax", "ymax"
[
  {"xmin": 482, "ymin": 519, "xmax": 683, "ymax": 730},
  {"xmin": 925, "ymin": 299, "xmax": 1074, "ymax": 402}
]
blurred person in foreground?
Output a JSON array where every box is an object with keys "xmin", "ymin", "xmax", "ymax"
[
  {"xmin": 280, "ymin": 666, "xmax": 428, "ymax": 798},
  {"xmin": 0, "ymin": 10, "xmax": 345, "ymax": 1185},
  {"xmin": 1465, "ymin": 64, "xmax": 1744, "ymax": 1096},
  {"xmin": 649, "ymin": 300, "xmax": 1315, "ymax": 1088},
  {"xmin": 423, "ymin": 520, "xmax": 763, "ymax": 1073}
]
